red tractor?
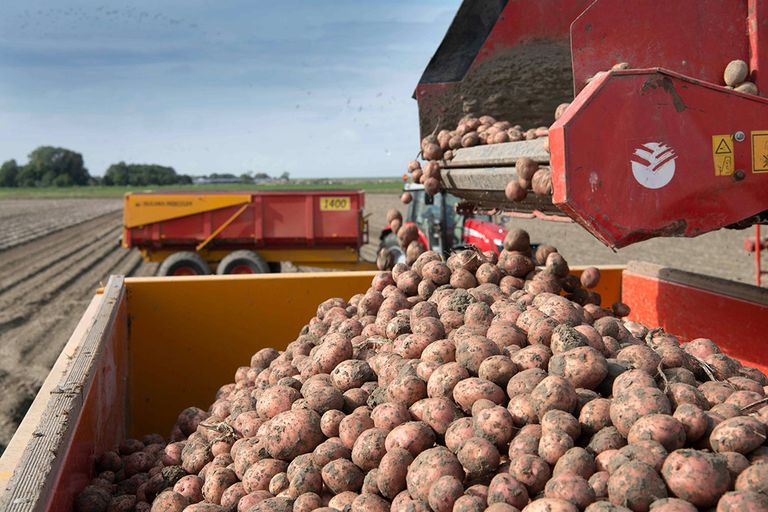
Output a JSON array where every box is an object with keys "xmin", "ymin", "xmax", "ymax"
[{"xmin": 379, "ymin": 183, "xmax": 510, "ymax": 263}]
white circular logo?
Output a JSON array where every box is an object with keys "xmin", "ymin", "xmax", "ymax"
[{"xmin": 630, "ymin": 142, "xmax": 677, "ymax": 189}]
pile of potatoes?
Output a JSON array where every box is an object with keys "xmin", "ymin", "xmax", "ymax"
[
  {"xmin": 402, "ymin": 115, "xmax": 550, "ymax": 205},
  {"xmin": 76, "ymin": 228, "xmax": 768, "ymax": 512}
]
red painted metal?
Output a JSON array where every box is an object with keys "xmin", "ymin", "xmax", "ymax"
[
  {"xmin": 45, "ymin": 294, "xmax": 129, "ymax": 512},
  {"xmin": 749, "ymin": 0, "xmax": 768, "ymax": 89},
  {"xmin": 463, "ymin": 218, "xmax": 506, "ymax": 254},
  {"xmin": 469, "ymin": 0, "xmax": 591, "ymax": 71},
  {"xmin": 756, "ymin": 225, "xmax": 762, "ymax": 286},
  {"xmin": 125, "ymin": 191, "xmax": 365, "ymax": 253},
  {"xmin": 550, "ymin": 68, "xmax": 768, "ymax": 248},
  {"xmin": 624, "ymin": 269, "xmax": 768, "ymax": 375},
  {"xmin": 571, "ymin": 1, "xmax": 748, "ymax": 96}
]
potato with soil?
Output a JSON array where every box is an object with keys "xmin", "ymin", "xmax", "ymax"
[
  {"xmin": 406, "ymin": 446, "xmax": 464, "ymax": 502},
  {"xmin": 377, "ymin": 447, "xmax": 413, "ymax": 499},
  {"xmin": 662, "ymin": 449, "xmax": 731, "ymax": 508},
  {"xmin": 608, "ymin": 461, "xmax": 667, "ymax": 512}
]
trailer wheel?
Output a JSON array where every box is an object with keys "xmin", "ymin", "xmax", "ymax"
[
  {"xmin": 217, "ymin": 250, "xmax": 270, "ymax": 275},
  {"xmin": 158, "ymin": 252, "xmax": 211, "ymax": 276}
]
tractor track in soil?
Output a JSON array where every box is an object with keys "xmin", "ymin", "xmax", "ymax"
[{"xmin": 0, "ymin": 211, "xmax": 157, "ymax": 451}]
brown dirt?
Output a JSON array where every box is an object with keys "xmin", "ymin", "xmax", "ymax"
[
  {"xmin": 0, "ymin": 193, "xmax": 758, "ymax": 453},
  {"xmin": 0, "ymin": 200, "xmax": 157, "ymax": 452}
]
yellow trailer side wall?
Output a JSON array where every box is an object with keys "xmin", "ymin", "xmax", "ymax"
[
  {"xmin": 125, "ymin": 272, "xmax": 377, "ymax": 436},
  {"xmin": 123, "ymin": 266, "xmax": 622, "ymax": 436}
]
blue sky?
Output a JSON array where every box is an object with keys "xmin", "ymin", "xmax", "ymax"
[{"xmin": 0, "ymin": 1, "xmax": 461, "ymax": 177}]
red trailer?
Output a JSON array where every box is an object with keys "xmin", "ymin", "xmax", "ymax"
[{"xmin": 122, "ymin": 190, "xmax": 374, "ymax": 275}]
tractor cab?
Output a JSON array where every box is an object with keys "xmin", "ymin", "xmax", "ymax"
[{"xmin": 382, "ymin": 183, "xmax": 507, "ymax": 261}]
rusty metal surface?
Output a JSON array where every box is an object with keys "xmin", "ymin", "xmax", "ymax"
[{"xmin": 445, "ymin": 138, "xmax": 550, "ymax": 168}]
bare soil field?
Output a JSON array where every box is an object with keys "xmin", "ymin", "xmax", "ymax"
[
  {"xmin": 0, "ymin": 193, "xmax": 760, "ymax": 452},
  {"xmin": 0, "ymin": 199, "xmax": 121, "ymax": 250},
  {"xmin": 0, "ymin": 200, "xmax": 158, "ymax": 451}
]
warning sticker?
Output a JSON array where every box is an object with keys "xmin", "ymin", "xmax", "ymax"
[
  {"xmin": 752, "ymin": 130, "xmax": 768, "ymax": 173},
  {"xmin": 712, "ymin": 135, "xmax": 734, "ymax": 176}
]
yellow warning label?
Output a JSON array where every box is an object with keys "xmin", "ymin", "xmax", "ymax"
[
  {"xmin": 752, "ymin": 130, "xmax": 768, "ymax": 173},
  {"xmin": 712, "ymin": 134, "xmax": 734, "ymax": 176}
]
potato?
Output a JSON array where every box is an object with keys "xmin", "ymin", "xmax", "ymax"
[
  {"xmin": 320, "ymin": 410, "xmax": 345, "ymax": 438},
  {"xmin": 545, "ymin": 474, "xmax": 596, "ymax": 510},
  {"xmin": 614, "ymin": 441, "xmax": 667, "ymax": 474},
  {"xmin": 549, "ymin": 347, "xmax": 608, "ymax": 390},
  {"xmin": 735, "ymin": 460, "xmax": 768, "ymax": 494},
  {"xmin": 470, "ymin": 405, "xmax": 512, "ymax": 448},
  {"xmin": 710, "ymin": 416, "xmax": 766, "ymax": 454},
  {"xmin": 523, "ymin": 498, "xmax": 578, "ymax": 512},
  {"xmin": 292, "ymin": 492, "xmax": 323, "ymax": 512},
  {"xmin": 371, "ymin": 402, "xmax": 410, "ymax": 431},
  {"xmin": 610, "ymin": 386, "xmax": 671, "ymax": 436},
  {"xmin": 607, "ymin": 461, "xmax": 667, "ymax": 512},
  {"xmin": 506, "ymin": 180, "xmax": 527, "ymax": 201},
  {"xmin": 662, "ymin": 449, "xmax": 730, "ymax": 507},
  {"xmin": 509, "ymin": 454, "xmax": 552, "ymax": 495},
  {"xmin": 264, "ymin": 409, "xmax": 323, "ymax": 461},
  {"xmin": 417, "ymin": 396, "xmax": 462, "ymax": 435},
  {"xmin": 387, "ymin": 373, "xmax": 427, "ymax": 406},
  {"xmin": 457, "ymin": 436, "xmax": 500, "ymax": 479},
  {"xmin": 339, "ymin": 411, "xmax": 374, "ymax": 449},
  {"xmin": 312, "ymin": 438, "xmax": 351, "ymax": 467},
  {"xmin": 512, "ymin": 344, "xmax": 552, "ymax": 371},
  {"xmin": 716, "ymin": 490, "xmax": 768, "ymax": 512},
  {"xmin": 242, "ymin": 459, "xmax": 288, "ymax": 493},
  {"xmin": 488, "ymin": 473, "xmax": 530, "ymax": 509},
  {"xmin": 201, "ymin": 467, "xmax": 238, "ymax": 504},
  {"xmin": 587, "ymin": 427, "xmax": 627, "ymax": 454},
  {"xmin": 575, "ymin": 267, "xmax": 599, "ymax": 289},
  {"xmin": 539, "ymin": 429, "xmax": 574, "ymax": 465},
  {"xmin": 531, "ymin": 376, "xmax": 578, "ymax": 419},
  {"xmin": 553, "ymin": 447, "xmax": 596, "ymax": 480},
  {"xmin": 428, "ymin": 475, "xmax": 464, "ymax": 512},
  {"xmin": 499, "ymin": 251, "xmax": 536, "ymax": 278},
  {"xmin": 453, "ymin": 377, "xmax": 505, "ymax": 412},
  {"xmin": 724, "ymin": 60, "xmax": 749, "ymax": 86},
  {"xmin": 626, "ymin": 414, "xmax": 686, "ymax": 452},
  {"xmin": 406, "ymin": 446, "xmax": 464, "ymax": 502},
  {"xmin": 374, "ymin": 447, "xmax": 412, "ymax": 499},
  {"xmin": 385, "ymin": 421, "xmax": 436, "ymax": 457},
  {"xmin": 456, "ymin": 335, "xmax": 501, "ymax": 375},
  {"xmin": 579, "ymin": 398, "xmax": 612, "ymax": 435},
  {"xmin": 351, "ymin": 427, "xmax": 388, "ymax": 470},
  {"xmin": 321, "ymin": 458, "xmax": 364, "ymax": 493},
  {"xmin": 350, "ymin": 493, "xmax": 390, "ymax": 512}
]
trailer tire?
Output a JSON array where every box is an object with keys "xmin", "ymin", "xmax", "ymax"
[
  {"xmin": 217, "ymin": 250, "xmax": 270, "ymax": 275},
  {"xmin": 158, "ymin": 252, "xmax": 211, "ymax": 276}
]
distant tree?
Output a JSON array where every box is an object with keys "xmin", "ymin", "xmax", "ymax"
[
  {"xmin": 253, "ymin": 172, "xmax": 271, "ymax": 180},
  {"xmin": 279, "ymin": 171, "xmax": 290, "ymax": 181},
  {"xmin": 240, "ymin": 172, "xmax": 254, "ymax": 183},
  {"xmin": 103, "ymin": 162, "xmax": 189, "ymax": 186},
  {"xmin": 23, "ymin": 146, "xmax": 90, "ymax": 186},
  {"xmin": 0, "ymin": 159, "xmax": 19, "ymax": 187}
]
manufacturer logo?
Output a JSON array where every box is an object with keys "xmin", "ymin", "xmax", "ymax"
[{"xmin": 630, "ymin": 142, "xmax": 677, "ymax": 189}]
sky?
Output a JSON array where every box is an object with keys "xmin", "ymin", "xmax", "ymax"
[{"xmin": 0, "ymin": 1, "xmax": 461, "ymax": 178}]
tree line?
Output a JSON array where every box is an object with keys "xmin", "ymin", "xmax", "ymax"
[{"xmin": 0, "ymin": 146, "xmax": 195, "ymax": 188}]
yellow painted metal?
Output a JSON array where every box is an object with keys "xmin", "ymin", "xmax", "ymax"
[
  {"xmin": 124, "ymin": 272, "xmax": 376, "ymax": 436},
  {"xmin": 195, "ymin": 204, "xmax": 249, "ymax": 252},
  {"xmin": 569, "ymin": 265, "xmax": 624, "ymax": 307},
  {"xmin": 123, "ymin": 193, "xmax": 251, "ymax": 228}
]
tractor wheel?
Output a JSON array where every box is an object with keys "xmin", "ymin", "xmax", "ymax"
[
  {"xmin": 158, "ymin": 251, "xmax": 211, "ymax": 276},
  {"xmin": 216, "ymin": 250, "xmax": 270, "ymax": 275}
]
